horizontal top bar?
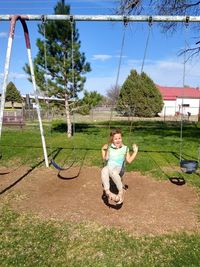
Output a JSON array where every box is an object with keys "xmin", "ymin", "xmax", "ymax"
[{"xmin": 0, "ymin": 15, "xmax": 200, "ymax": 22}]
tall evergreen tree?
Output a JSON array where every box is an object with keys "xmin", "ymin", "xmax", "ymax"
[
  {"xmin": 23, "ymin": 0, "xmax": 91, "ymax": 137},
  {"xmin": 6, "ymin": 81, "xmax": 22, "ymax": 109},
  {"xmin": 117, "ymin": 70, "xmax": 163, "ymax": 117}
]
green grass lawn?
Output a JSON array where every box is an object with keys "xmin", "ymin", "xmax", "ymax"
[
  {"xmin": 1, "ymin": 205, "xmax": 200, "ymax": 267},
  {"xmin": 1, "ymin": 120, "xmax": 200, "ymax": 266},
  {"xmin": 1, "ymin": 120, "xmax": 199, "ymax": 187}
]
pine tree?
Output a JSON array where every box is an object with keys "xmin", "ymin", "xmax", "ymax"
[
  {"xmin": 6, "ymin": 82, "xmax": 22, "ymax": 109},
  {"xmin": 23, "ymin": 0, "xmax": 91, "ymax": 137},
  {"xmin": 117, "ymin": 70, "xmax": 163, "ymax": 117}
]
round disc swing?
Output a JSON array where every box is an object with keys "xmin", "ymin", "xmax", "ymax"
[
  {"xmin": 180, "ymin": 159, "xmax": 198, "ymax": 174},
  {"xmin": 179, "ymin": 19, "xmax": 198, "ymax": 174}
]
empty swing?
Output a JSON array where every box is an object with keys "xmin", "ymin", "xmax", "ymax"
[
  {"xmin": 42, "ymin": 16, "xmax": 76, "ymax": 171},
  {"xmin": 179, "ymin": 20, "xmax": 198, "ymax": 174}
]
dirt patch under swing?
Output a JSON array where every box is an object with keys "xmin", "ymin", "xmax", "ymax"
[{"xmin": 0, "ymin": 165, "xmax": 199, "ymax": 236}]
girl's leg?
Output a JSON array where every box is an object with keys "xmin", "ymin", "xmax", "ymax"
[
  {"xmin": 117, "ymin": 190, "xmax": 124, "ymax": 204},
  {"xmin": 109, "ymin": 166, "xmax": 123, "ymax": 192},
  {"xmin": 109, "ymin": 167, "xmax": 124, "ymax": 204},
  {"xmin": 101, "ymin": 166, "xmax": 118, "ymax": 201},
  {"xmin": 101, "ymin": 166, "xmax": 110, "ymax": 192}
]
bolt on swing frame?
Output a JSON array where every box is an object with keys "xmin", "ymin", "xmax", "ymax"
[{"xmin": 0, "ymin": 14, "xmax": 200, "ymax": 169}]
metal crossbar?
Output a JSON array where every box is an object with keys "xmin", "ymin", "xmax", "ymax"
[{"xmin": 0, "ymin": 15, "xmax": 200, "ymax": 22}]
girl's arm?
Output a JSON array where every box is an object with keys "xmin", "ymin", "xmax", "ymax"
[
  {"xmin": 126, "ymin": 144, "xmax": 138, "ymax": 164},
  {"xmin": 102, "ymin": 144, "xmax": 109, "ymax": 161}
]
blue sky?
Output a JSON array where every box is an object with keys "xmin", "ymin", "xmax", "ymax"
[{"xmin": 0, "ymin": 0, "xmax": 200, "ymax": 97}]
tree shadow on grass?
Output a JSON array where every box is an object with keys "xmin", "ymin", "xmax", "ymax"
[
  {"xmin": 51, "ymin": 121, "xmax": 200, "ymax": 142},
  {"xmin": 52, "ymin": 122, "xmax": 102, "ymax": 135}
]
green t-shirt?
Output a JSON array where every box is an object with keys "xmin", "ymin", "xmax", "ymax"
[{"xmin": 107, "ymin": 144, "xmax": 128, "ymax": 168}]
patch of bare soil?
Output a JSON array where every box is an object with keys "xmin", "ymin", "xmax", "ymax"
[{"xmin": 0, "ymin": 166, "xmax": 200, "ymax": 236}]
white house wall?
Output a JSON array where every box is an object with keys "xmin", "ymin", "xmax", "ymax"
[
  {"xmin": 176, "ymin": 98, "xmax": 200, "ymax": 115},
  {"xmin": 160, "ymin": 98, "xmax": 200, "ymax": 116},
  {"xmin": 160, "ymin": 100, "xmax": 177, "ymax": 116}
]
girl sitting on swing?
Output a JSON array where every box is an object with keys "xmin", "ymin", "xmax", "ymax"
[{"xmin": 101, "ymin": 128, "xmax": 138, "ymax": 205}]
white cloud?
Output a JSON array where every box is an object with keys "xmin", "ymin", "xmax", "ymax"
[
  {"xmin": 115, "ymin": 55, "xmax": 127, "ymax": 59},
  {"xmin": 141, "ymin": 58, "xmax": 200, "ymax": 87},
  {"xmin": 0, "ymin": 72, "xmax": 28, "ymax": 83},
  {"xmin": 9, "ymin": 72, "xmax": 28, "ymax": 79},
  {"xmin": 0, "ymin": 32, "xmax": 7, "ymax": 38},
  {"xmin": 92, "ymin": 54, "xmax": 112, "ymax": 61},
  {"xmin": 85, "ymin": 56, "xmax": 200, "ymax": 95}
]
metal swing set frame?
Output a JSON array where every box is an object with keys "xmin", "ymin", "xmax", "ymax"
[{"xmin": 0, "ymin": 14, "xmax": 199, "ymax": 171}]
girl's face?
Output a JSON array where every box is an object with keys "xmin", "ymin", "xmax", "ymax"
[{"xmin": 112, "ymin": 133, "xmax": 122, "ymax": 148}]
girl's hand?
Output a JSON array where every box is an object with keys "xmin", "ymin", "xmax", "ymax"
[
  {"xmin": 102, "ymin": 144, "xmax": 108, "ymax": 150},
  {"xmin": 132, "ymin": 144, "xmax": 138, "ymax": 153},
  {"xmin": 102, "ymin": 144, "xmax": 109, "ymax": 161}
]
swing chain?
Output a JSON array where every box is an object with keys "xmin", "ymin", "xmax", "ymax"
[
  {"xmin": 108, "ymin": 20, "xmax": 127, "ymax": 130},
  {"xmin": 179, "ymin": 18, "xmax": 190, "ymax": 162},
  {"xmin": 123, "ymin": 15, "xmax": 129, "ymax": 27},
  {"xmin": 140, "ymin": 17, "xmax": 152, "ymax": 74}
]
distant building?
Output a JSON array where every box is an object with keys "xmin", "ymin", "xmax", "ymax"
[
  {"xmin": 1, "ymin": 94, "xmax": 65, "ymax": 110},
  {"xmin": 4, "ymin": 101, "xmax": 23, "ymax": 109},
  {"xmin": 21, "ymin": 94, "xmax": 65, "ymax": 102},
  {"xmin": 21, "ymin": 94, "xmax": 65, "ymax": 108},
  {"xmin": 157, "ymin": 85, "xmax": 200, "ymax": 116}
]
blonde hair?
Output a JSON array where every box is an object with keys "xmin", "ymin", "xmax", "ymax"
[{"xmin": 109, "ymin": 128, "xmax": 122, "ymax": 143}]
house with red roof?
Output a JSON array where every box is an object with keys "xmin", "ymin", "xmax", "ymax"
[{"xmin": 157, "ymin": 85, "xmax": 200, "ymax": 116}]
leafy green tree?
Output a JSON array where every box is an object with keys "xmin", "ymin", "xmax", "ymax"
[
  {"xmin": 77, "ymin": 90, "xmax": 103, "ymax": 115},
  {"xmin": 23, "ymin": 0, "xmax": 91, "ymax": 137},
  {"xmin": 6, "ymin": 81, "xmax": 22, "ymax": 108},
  {"xmin": 116, "ymin": 70, "xmax": 163, "ymax": 117}
]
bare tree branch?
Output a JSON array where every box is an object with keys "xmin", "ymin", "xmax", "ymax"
[{"xmin": 115, "ymin": 0, "xmax": 200, "ymax": 55}]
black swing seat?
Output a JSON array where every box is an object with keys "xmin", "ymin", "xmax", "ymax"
[
  {"xmin": 180, "ymin": 160, "xmax": 198, "ymax": 174},
  {"xmin": 50, "ymin": 159, "xmax": 65, "ymax": 171},
  {"xmin": 119, "ymin": 163, "xmax": 125, "ymax": 177}
]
